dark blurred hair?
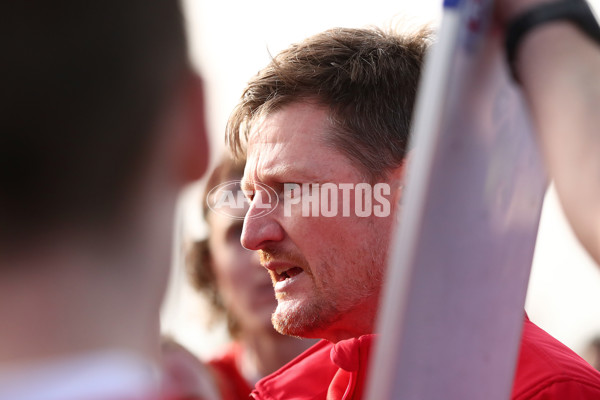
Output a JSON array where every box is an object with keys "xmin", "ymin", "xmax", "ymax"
[
  {"xmin": 186, "ymin": 156, "xmax": 246, "ymax": 337},
  {"xmin": 226, "ymin": 27, "xmax": 432, "ymax": 182},
  {"xmin": 0, "ymin": 1, "xmax": 189, "ymax": 248}
]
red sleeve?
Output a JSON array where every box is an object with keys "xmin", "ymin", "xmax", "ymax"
[
  {"xmin": 521, "ymin": 380, "xmax": 600, "ymax": 399},
  {"xmin": 208, "ymin": 344, "xmax": 253, "ymax": 400},
  {"xmin": 511, "ymin": 316, "xmax": 600, "ymax": 399}
]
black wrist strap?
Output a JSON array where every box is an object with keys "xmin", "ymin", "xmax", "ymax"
[{"xmin": 506, "ymin": 0, "xmax": 600, "ymax": 82}]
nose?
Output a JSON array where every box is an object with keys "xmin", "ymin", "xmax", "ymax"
[{"xmin": 241, "ymin": 201, "xmax": 285, "ymax": 250}]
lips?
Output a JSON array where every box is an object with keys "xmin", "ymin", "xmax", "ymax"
[
  {"xmin": 260, "ymin": 249, "xmax": 311, "ymax": 293},
  {"xmin": 274, "ymin": 266, "xmax": 304, "ymax": 282},
  {"xmin": 262, "ymin": 260, "xmax": 307, "ymax": 286},
  {"xmin": 269, "ymin": 264, "xmax": 307, "ymax": 295}
]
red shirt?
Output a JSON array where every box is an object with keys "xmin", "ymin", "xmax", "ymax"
[
  {"xmin": 250, "ymin": 316, "xmax": 600, "ymax": 399},
  {"xmin": 512, "ymin": 316, "xmax": 600, "ymax": 398},
  {"xmin": 208, "ymin": 344, "xmax": 254, "ymax": 400}
]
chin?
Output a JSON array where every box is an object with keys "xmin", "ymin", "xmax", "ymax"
[{"xmin": 271, "ymin": 298, "xmax": 339, "ymax": 339}]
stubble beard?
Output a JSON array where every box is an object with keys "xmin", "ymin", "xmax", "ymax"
[
  {"xmin": 258, "ymin": 248, "xmax": 337, "ymax": 337},
  {"xmin": 263, "ymin": 227, "xmax": 389, "ymax": 339},
  {"xmin": 270, "ymin": 271, "xmax": 341, "ymax": 338},
  {"xmin": 270, "ymin": 255, "xmax": 384, "ymax": 339}
]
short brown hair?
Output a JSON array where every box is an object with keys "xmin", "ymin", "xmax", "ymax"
[
  {"xmin": 186, "ymin": 156, "xmax": 245, "ymax": 337},
  {"xmin": 0, "ymin": 0, "xmax": 188, "ymax": 249},
  {"xmin": 226, "ymin": 27, "xmax": 432, "ymax": 180}
]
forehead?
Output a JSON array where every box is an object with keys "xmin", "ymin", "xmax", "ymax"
[{"xmin": 245, "ymin": 102, "xmax": 358, "ymax": 183}]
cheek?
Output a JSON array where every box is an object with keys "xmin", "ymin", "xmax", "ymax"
[
  {"xmin": 290, "ymin": 215, "xmax": 391, "ymax": 278},
  {"xmin": 211, "ymin": 253, "xmax": 239, "ymax": 297},
  {"xmin": 212, "ymin": 248, "xmax": 261, "ymax": 301},
  {"xmin": 286, "ymin": 214, "xmax": 372, "ymax": 254}
]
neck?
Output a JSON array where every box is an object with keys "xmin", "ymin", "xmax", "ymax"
[
  {"xmin": 0, "ymin": 239, "xmax": 162, "ymax": 365},
  {"xmin": 239, "ymin": 328, "xmax": 316, "ymax": 383},
  {"xmin": 312, "ymin": 295, "xmax": 380, "ymax": 343}
]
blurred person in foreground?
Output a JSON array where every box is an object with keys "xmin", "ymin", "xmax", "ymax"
[
  {"xmin": 186, "ymin": 156, "xmax": 315, "ymax": 399},
  {"xmin": 583, "ymin": 336, "xmax": 600, "ymax": 372},
  {"xmin": 227, "ymin": 25, "xmax": 600, "ymax": 399},
  {"xmin": 496, "ymin": 0, "xmax": 600, "ymax": 267},
  {"xmin": 0, "ymin": 1, "xmax": 211, "ymax": 399}
]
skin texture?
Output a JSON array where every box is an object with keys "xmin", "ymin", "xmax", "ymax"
[{"xmin": 241, "ymin": 102, "xmax": 404, "ymax": 343}]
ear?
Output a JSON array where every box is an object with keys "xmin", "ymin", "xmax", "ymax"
[
  {"xmin": 176, "ymin": 71, "xmax": 210, "ymax": 184},
  {"xmin": 389, "ymin": 150, "xmax": 413, "ymax": 208}
]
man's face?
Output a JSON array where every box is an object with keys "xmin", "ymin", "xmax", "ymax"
[{"xmin": 241, "ymin": 102, "xmax": 399, "ymax": 342}]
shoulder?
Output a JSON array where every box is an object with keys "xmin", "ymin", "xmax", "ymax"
[
  {"xmin": 207, "ymin": 343, "xmax": 240, "ymax": 373},
  {"xmin": 512, "ymin": 317, "xmax": 600, "ymax": 399},
  {"xmin": 207, "ymin": 343, "xmax": 252, "ymax": 400}
]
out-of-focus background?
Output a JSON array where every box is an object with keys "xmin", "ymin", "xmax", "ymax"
[{"xmin": 161, "ymin": 0, "xmax": 600, "ymax": 364}]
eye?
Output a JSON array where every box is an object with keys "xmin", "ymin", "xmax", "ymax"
[{"xmin": 226, "ymin": 223, "xmax": 244, "ymax": 243}]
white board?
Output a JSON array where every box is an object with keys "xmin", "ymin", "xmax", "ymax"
[{"xmin": 365, "ymin": 0, "xmax": 548, "ymax": 398}]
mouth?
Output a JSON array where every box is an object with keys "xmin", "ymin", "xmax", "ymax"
[
  {"xmin": 274, "ymin": 266, "xmax": 304, "ymax": 282},
  {"xmin": 260, "ymin": 250, "xmax": 310, "ymax": 292},
  {"xmin": 263, "ymin": 260, "xmax": 307, "ymax": 286}
]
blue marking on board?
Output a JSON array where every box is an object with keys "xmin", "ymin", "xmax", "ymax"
[{"xmin": 443, "ymin": 0, "xmax": 461, "ymax": 8}]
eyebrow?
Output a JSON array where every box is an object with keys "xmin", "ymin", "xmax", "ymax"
[{"xmin": 256, "ymin": 164, "xmax": 324, "ymax": 185}]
